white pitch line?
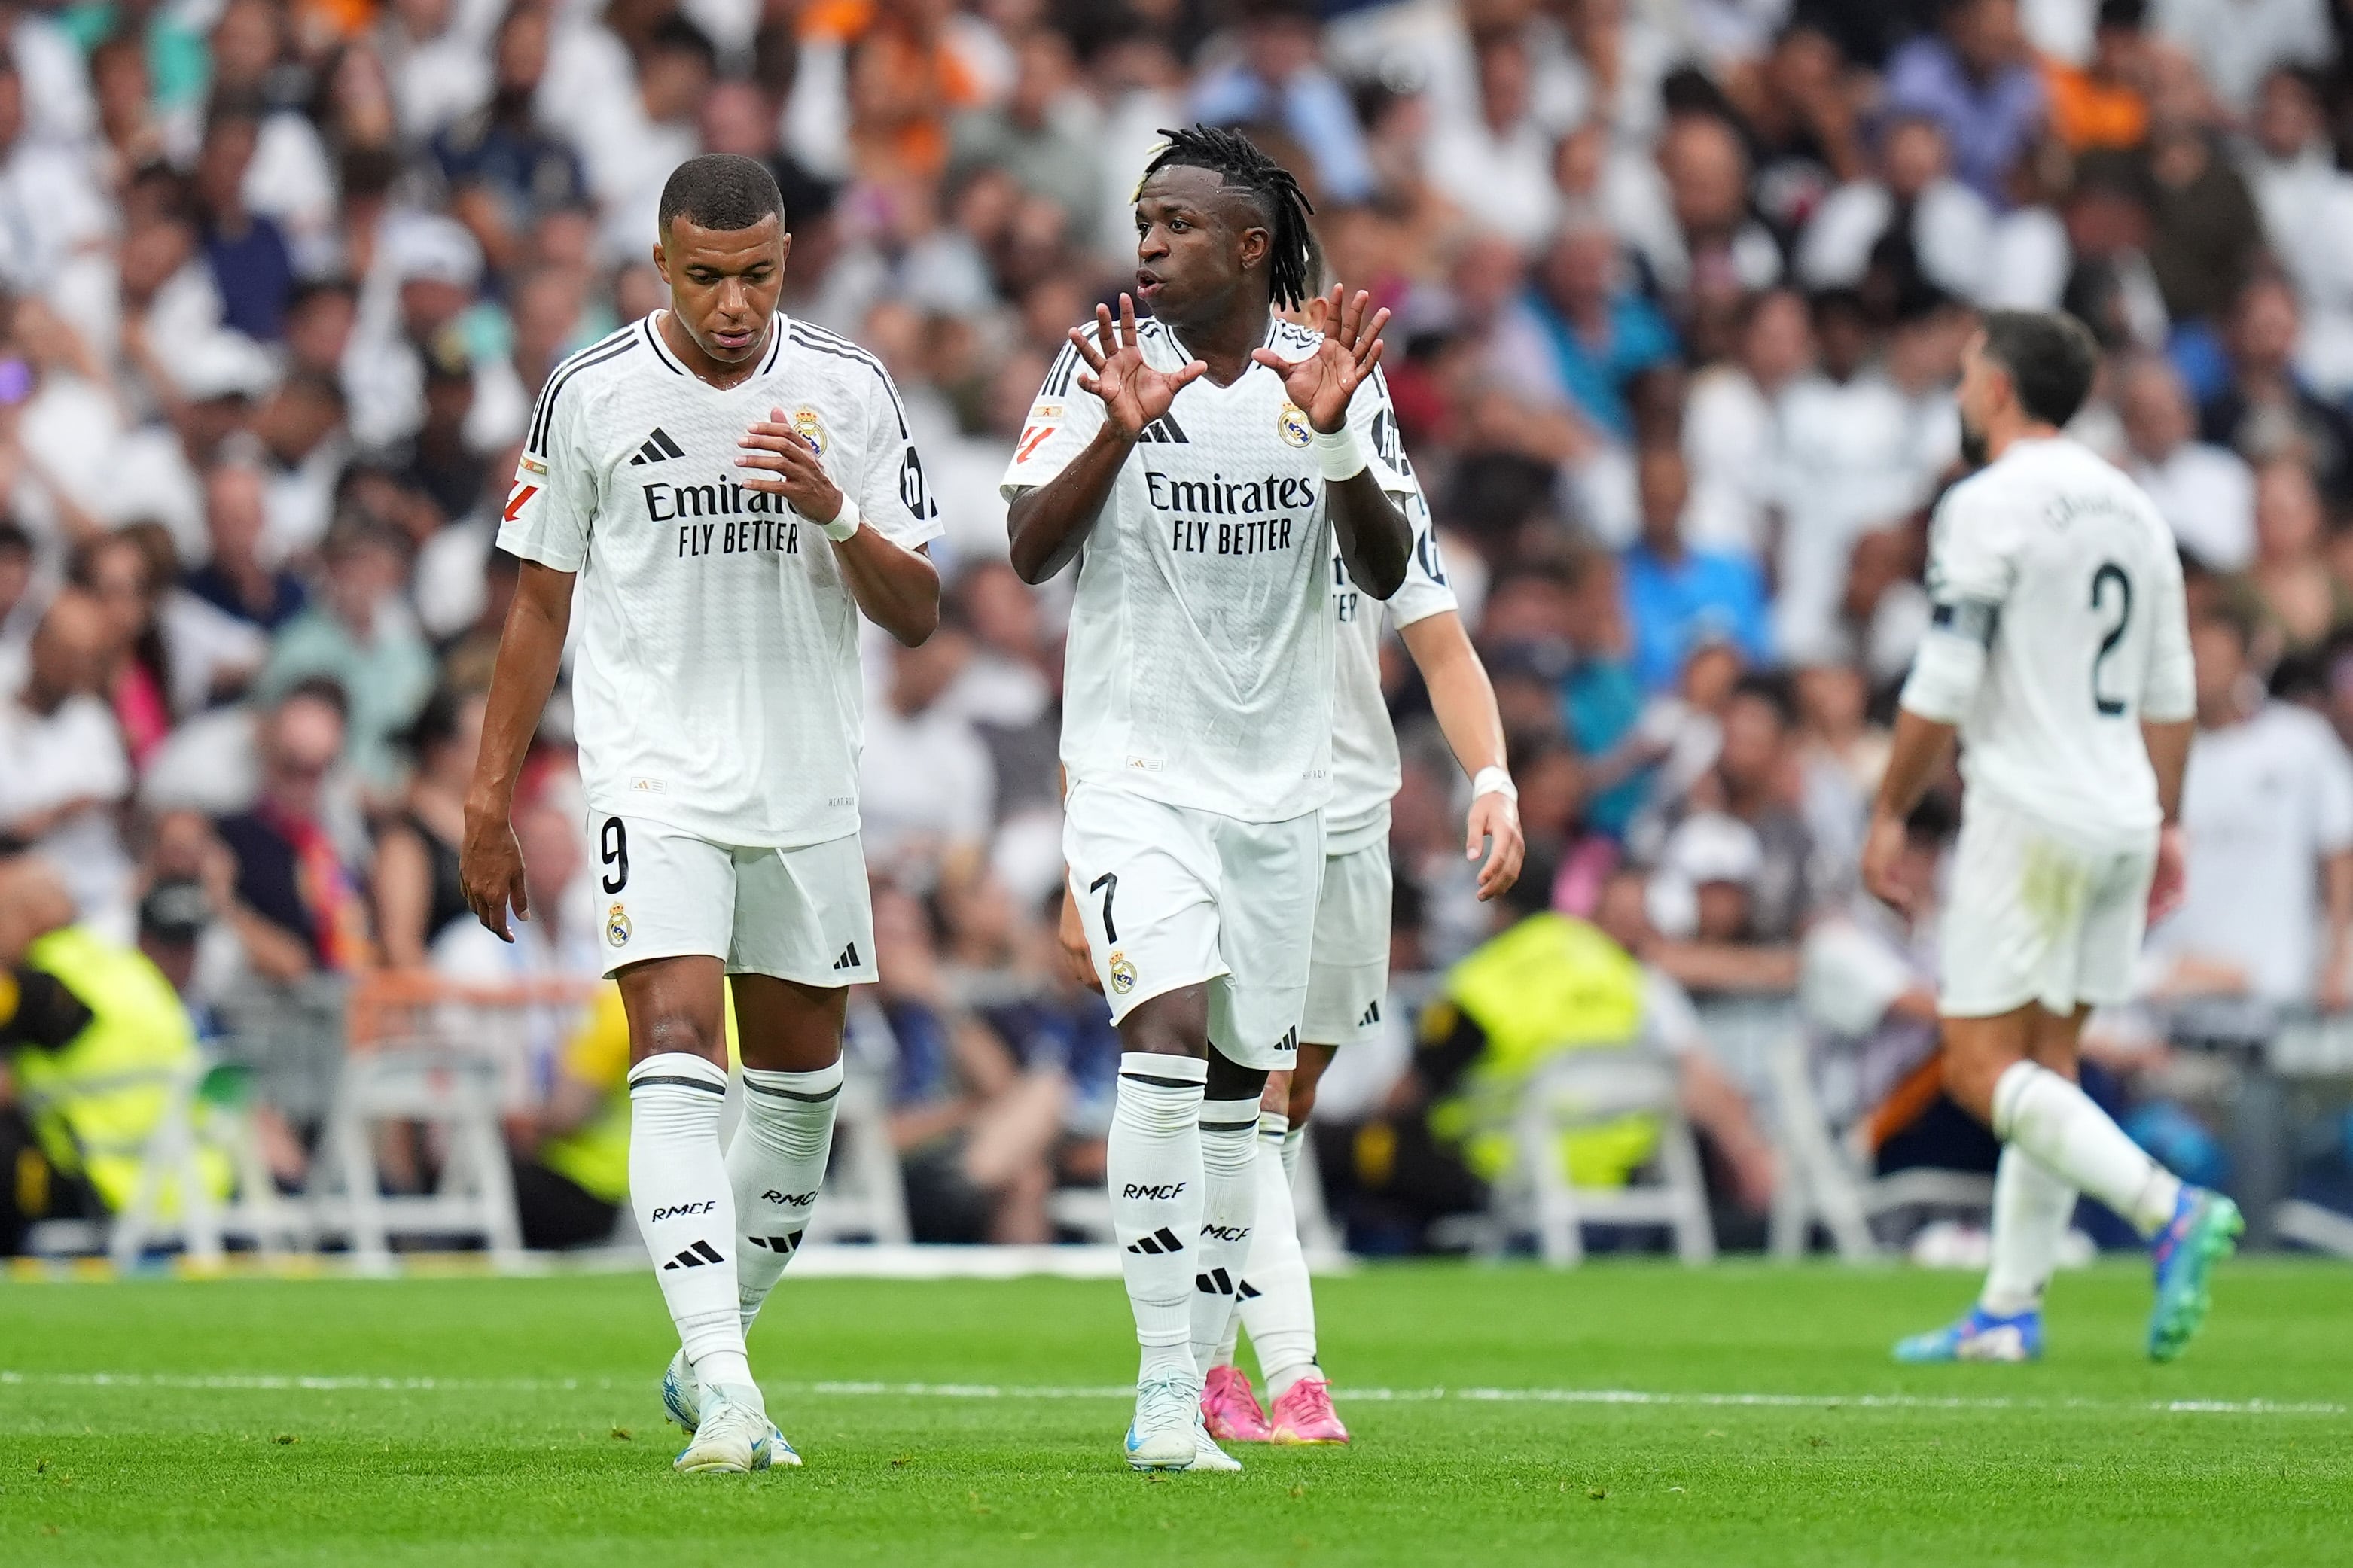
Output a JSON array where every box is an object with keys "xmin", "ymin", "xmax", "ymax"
[{"xmin": 1, "ymin": 1369, "xmax": 2339, "ymax": 1417}]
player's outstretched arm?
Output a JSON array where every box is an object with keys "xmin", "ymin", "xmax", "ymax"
[
  {"xmin": 1400, "ymin": 609, "xmax": 1523, "ymax": 901},
  {"xmin": 1006, "ymin": 294, "xmax": 1203, "ymax": 583},
  {"xmin": 461, "ymin": 559, "xmax": 575, "ymax": 942},
  {"xmin": 1253, "ymin": 286, "xmax": 1410, "ymax": 599}
]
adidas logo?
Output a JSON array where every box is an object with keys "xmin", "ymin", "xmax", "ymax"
[
  {"xmin": 1273, "ymin": 1025, "xmax": 1298, "ymax": 1055},
  {"xmin": 1358, "ymin": 1000, "xmax": 1382, "ymax": 1028},
  {"xmin": 1126, "ymin": 1226, "xmax": 1184, "ymax": 1256},
  {"xmin": 628, "ymin": 427, "xmax": 686, "ymax": 466},
  {"xmin": 747, "ymin": 1233, "xmax": 801, "ymax": 1254},
  {"xmin": 832, "ymin": 942, "xmax": 861, "ymax": 972},
  {"xmin": 1194, "ymin": 1267, "xmax": 1236, "ymax": 1296},
  {"xmin": 1238, "ymin": 1280, "xmax": 1261, "ymax": 1300},
  {"xmin": 1136, "ymin": 412, "xmax": 1187, "ymax": 443},
  {"xmin": 661, "ymin": 1239, "xmax": 725, "ymax": 1270}
]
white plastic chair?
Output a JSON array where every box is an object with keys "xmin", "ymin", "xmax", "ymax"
[
  {"xmin": 1480, "ymin": 1047, "xmax": 1716, "ymax": 1267},
  {"xmin": 306, "ymin": 1045, "xmax": 523, "ymax": 1265}
]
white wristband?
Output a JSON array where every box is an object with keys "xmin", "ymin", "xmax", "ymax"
[
  {"xmin": 818, "ymin": 492, "xmax": 861, "ymax": 543},
  {"xmin": 1472, "ymin": 766, "xmax": 1517, "ymax": 802},
  {"xmin": 1312, "ymin": 425, "xmax": 1367, "ymax": 481}
]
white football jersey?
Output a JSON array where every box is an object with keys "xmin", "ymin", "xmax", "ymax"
[
  {"xmin": 1907, "ymin": 435, "xmax": 2194, "ymax": 851},
  {"xmin": 1325, "ymin": 487, "xmax": 1458, "ymax": 854},
  {"xmin": 498, "ymin": 312, "xmax": 942, "ymax": 847},
  {"xmin": 1001, "ymin": 316, "xmax": 1416, "ymax": 823}
]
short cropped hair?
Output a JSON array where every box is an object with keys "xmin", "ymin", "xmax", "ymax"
[
  {"xmin": 658, "ymin": 154, "xmax": 786, "ymax": 238},
  {"xmin": 1978, "ymin": 309, "xmax": 2099, "ymax": 429}
]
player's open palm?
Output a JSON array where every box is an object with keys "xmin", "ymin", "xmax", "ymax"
[
  {"xmin": 1254, "ymin": 285, "xmax": 1390, "ymax": 435},
  {"xmin": 1072, "ymin": 293, "xmax": 1202, "ymax": 441}
]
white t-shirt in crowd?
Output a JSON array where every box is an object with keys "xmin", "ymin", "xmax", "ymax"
[
  {"xmin": 2127, "ymin": 440, "xmax": 2255, "ymax": 571},
  {"xmin": 1906, "ymin": 435, "xmax": 2195, "ymax": 851},
  {"xmin": 1001, "ymin": 315, "xmax": 1415, "ymax": 824},
  {"xmin": 0, "ymin": 689, "xmax": 132, "ymax": 927},
  {"xmin": 1325, "ymin": 488, "xmax": 1458, "ymax": 854},
  {"xmin": 498, "ymin": 312, "xmax": 941, "ymax": 848},
  {"xmin": 857, "ymin": 696, "xmax": 997, "ymax": 870},
  {"xmin": 2152, "ymin": 702, "xmax": 2353, "ymax": 1001}
]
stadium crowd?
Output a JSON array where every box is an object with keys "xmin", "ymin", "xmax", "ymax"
[{"xmin": 8, "ymin": 0, "xmax": 2353, "ymax": 1253}]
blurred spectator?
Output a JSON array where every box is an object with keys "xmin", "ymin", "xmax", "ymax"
[
  {"xmin": 373, "ymin": 687, "xmax": 483, "ymax": 968},
  {"xmin": 185, "ymin": 461, "xmax": 306, "ymax": 633},
  {"xmin": 2199, "ymin": 275, "xmax": 2353, "ymax": 503},
  {"xmin": 861, "ymin": 607, "xmax": 995, "ymax": 881},
  {"xmin": 212, "ymin": 680, "xmax": 373, "ymax": 978},
  {"xmin": 2150, "ymin": 0, "xmax": 2330, "ymax": 115},
  {"xmin": 2144, "ymin": 114, "xmax": 2263, "ymax": 330},
  {"xmin": 1796, "ymin": 115, "xmax": 1992, "ymax": 304},
  {"xmin": 2117, "ymin": 353, "xmax": 2256, "ymax": 569},
  {"xmin": 431, "ymin": 769, "xmax": 596, "ymax": 985},
  {"xmin": 194, "ymin": 102, "xmax": 296, "ymax": 343},
  {"xmin": 509, "ymin": 983, "xmax": 634, "ymax": 1250},
  {"xmin": 0, "ymin": 519, "xmax": 34, "ymax": 684},
  {"xmin": 2241, "ymin": 65, "xmax": 2353, "ymax": 394},
  {"xmin": 1504, "ymin": 219, "xmax": 1680, "ymax": 441},
  {"xmin": 1422, "ymin": 29, "xmax": 1562, "ymax": 249},
  {"xmin": 259, "ymin": 518, "xmax": 435, "ymax": 796},
  {"xmin": 1881, "ymin": 0, "xmax": 2046, "ymax": 207},
  {"xmin": 2043, "ymin": 0, "xmax": 2152, "ymax": 152},
  {"xmin": 2147, "ymin": 604, "xmax": 2353, "ymax": 1006},
  {"xmin": 0, "ymin": 590, "xmax": 132, "ymax": 934},
  {"xmin": 2060, "ymin": 150, "xmax": 2169, "ymax": 353},
  {"xmin": 1190, "ymin": 0, "xmax": 1374, "ymax": 205},
  {"xmin": 1620, "ymin": 445, "xmax": 1770, "ymax": 690},
  {"xmin": 2232, "ymin": 460, "xmax": 2353, "ymax": 662},
  {"xmin": 951, "ymin": 27, "xmax": 1102, "ymax": 248},
  {"xmin": 868, "ymin": 885, "xmax": 1065, "ymax": 1244},
  {"xmin": 1770, "ymin": 289, "xmax": 1940, "ymax": 664}
]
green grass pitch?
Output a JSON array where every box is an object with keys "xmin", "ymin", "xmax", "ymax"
[{"xmin": 3, "ymin": 1259, "xmax": 2350, "ymax": 1566}]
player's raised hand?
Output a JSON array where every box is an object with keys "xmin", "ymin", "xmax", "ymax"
[
  {"xmin": 736, "ymin": 407, "xmax": 846, "ymax": 522},
  {"xmin": 1468, "ymin": 791, "xmax": 1525, "ymax": 902},
  {"xmin": 1071, "ymin": 293, "xmax": 1204, "ymax": 443},
  {"xmin": 1253, "ymin": 285, "xmax": 1389, "ymax": 435},
  {"xmin": 459, "ymin": 808, "xmax": 529, "ymax": 943}
]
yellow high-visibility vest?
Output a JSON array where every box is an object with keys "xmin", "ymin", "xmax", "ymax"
[
  {"xmin": 1428, "ymin": 913, "xmax": 1660, "ymax": 1187},
  {"xmin": 10, "ymin": 927, "xmax": 224, "ymax": 1212}
]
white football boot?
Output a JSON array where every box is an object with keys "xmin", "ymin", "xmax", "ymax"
[{"xmin": 1123, "ymin": 1369, "xmax": 1237, "ymax": 1472}]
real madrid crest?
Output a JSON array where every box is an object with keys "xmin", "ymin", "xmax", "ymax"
[
  {"xmin": 791, "ymin": 406, "xmax": 827, "ymax": 455},
  {"xmin": 1277, "ymin": 403, "xmax": 1312, "ymax": 448},
  {"xmin": 605, "ymin": 903, "xmax": 632, "ymax": 947},
  {"xmin": 1108, "ymin": 949, "xmax": 1137, "ymax": 995}
]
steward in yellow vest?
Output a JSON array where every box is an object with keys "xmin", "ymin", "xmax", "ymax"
[
  {"xmin": 1324, "ymin": 909, "xmax": 1660, "ymax": 1250},
  {"xmin": 2, "ymin": 925, "xmax": 221, "ymax": 1252}
]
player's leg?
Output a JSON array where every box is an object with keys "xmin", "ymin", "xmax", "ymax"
[
  {"xmin": 1065, "ymin": 784, "xmax": 1233, "ymax": 1470},
  {"xmin": 617, "ymin": 947, "xmax": 775, "ymax": 1472},
  {"xmin": 1976, "ymin": 1009, "xmax": 2087, "ymax": 1323},
  {"xmin": 724, "ymin": 838, "xmax": 875, "ymax": 1338}
]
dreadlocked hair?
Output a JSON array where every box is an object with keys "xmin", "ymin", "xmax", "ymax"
[{"xmin": 1143, "ymin": 125, "xmax": 1318, "ymax": 309}]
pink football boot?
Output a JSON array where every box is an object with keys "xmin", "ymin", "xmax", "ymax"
[
  {"xmin": 1267, "ymin": 1375, "xmax": 1350, "ymax": 1445},
  {"xmin": 1200, "ymin": 1364, "xmax": 1274, "ymax": 1443}
]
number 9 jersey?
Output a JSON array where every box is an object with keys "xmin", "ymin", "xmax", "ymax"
[{"xmin": 1903, "ymin": 434, "xmax": 2196, "ymax": 854}]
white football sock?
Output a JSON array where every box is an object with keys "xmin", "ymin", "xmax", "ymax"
[
  {"xmin": 1238, "ymin": 1107, "xmax": 1320, "ymax": 1399},
  {"xmin": 629, "ymin": 1054, "xmax": 754, "ymax": 1396},
  {"xmin": 1280, "ymin": 1125, "xmax": 1303, "ymax": 1186},
  {"xmin": 1978, "ymin": 1144, "xmax": 2075, "ymax": 1317},
  {"xmin": 1190, "ymin": 1095, "xmax": 1262, "ymax": 1375},
  {"xmin": 730, "ymin": 1059, "xmax": 842, "ymax": 1334},
  {"xmin": 1992, "ymin": 1061, "xmax": 2181, "ymax": 1238},
  {"xmin": 1107, "ymin": 1052, "xmax": 1206, "ymax": 1384},
  {"xmin": 1212, "ymin": 1110, "xmax": 1285, "ymax": 1371}
]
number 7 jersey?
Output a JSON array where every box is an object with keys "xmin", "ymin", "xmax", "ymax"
[{"xmin": 1918, "ymin": 434, "xmax": 2195, "ymax": 851}]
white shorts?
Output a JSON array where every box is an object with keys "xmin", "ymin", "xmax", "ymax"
[
  {"xmin": 590, "ymin": 815, "xmax": 878, "ymax": 986},
  {"xmin": 1939, "ymin": 797, "xmax": 2153, "ymax": 1018},
  {"xmin": 1302, "ymin": 839, "xmax": 1392, "ymax": 1046},
  {"xmin": 1062, "ymin": 782, "xmax": 1323, "ymax": 1071}
]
